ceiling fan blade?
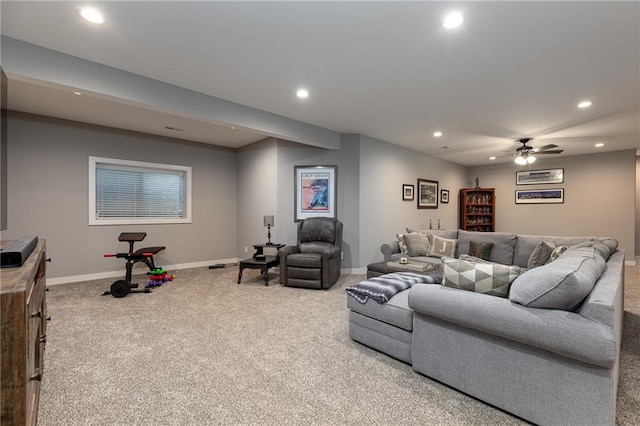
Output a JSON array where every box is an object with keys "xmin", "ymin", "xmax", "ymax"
[
  {"xmin": 534, "ymin": 149, "xmax": 564, "ymax": 154},
  {"xmin": 535, "ymin": 144, "xmax": 559, "ymax": 151}
]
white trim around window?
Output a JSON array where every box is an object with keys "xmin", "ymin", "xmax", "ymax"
[{"xmin": 89, "ymin": 156, "xmax": 192, "ymax": 225}]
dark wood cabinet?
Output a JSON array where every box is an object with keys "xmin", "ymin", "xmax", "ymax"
[
  {"xmin": 459, "ymin": 188, "xmax": 495, "ymax": 232},
  {"xmin": 1, "ymin": 240, "xmax": 47, "ymax": 425}
]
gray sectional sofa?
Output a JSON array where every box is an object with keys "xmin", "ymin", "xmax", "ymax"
[{"xmin": 347, "ymin": 229, "xmax": 625, "ymax": 426}]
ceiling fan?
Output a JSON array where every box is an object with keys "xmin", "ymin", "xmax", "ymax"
[{"xmin": 510, "ymin": 138, "xmax": 564, "ymax": 165}]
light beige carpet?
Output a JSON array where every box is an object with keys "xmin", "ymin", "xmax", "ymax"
[{"xmin": 38, "ymin": 265, "xmax": 640, "ymax": 425}]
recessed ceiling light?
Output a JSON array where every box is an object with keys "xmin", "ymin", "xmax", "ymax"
[
  {"xmin": 433, "ymin": 131, "xmax": 443, "ymax": 137},
  {"xmin": 489, "ymin": 156, "xmax": 496, "ymax": 160},
  {"xmin": 73, "ymin": 91, "xmax": 82, "ymax": 96},
  {"xmin": 577, "ymin": 100, "xmax": 593, "ymax": 109},
  {"xmin": 78, "ymin": 7, "xmax": 105, "ymax": 24},
  {"xmin": 442, "ymin": 12, "xmax": 464, "ymax": 29},
  {"xmin": 595, "ymin": 143, "xmax": 604, "ymax": 148},
  {"xmin": 296, "ymin": 88, "xmax": 309, "ymax": 99}
]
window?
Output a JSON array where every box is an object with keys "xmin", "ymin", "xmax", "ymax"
[{"xmin": 89, "ymin": 156, "xmax": 191, "ymax": 225}]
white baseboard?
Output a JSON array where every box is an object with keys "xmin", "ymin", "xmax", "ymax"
[
  {"xmin": 46, "ymin": 258, "xmax": 239, "ymax": 286},
  {"xmin": 49, "ymin": 257, "xmax": 635, "ymax": 286}
]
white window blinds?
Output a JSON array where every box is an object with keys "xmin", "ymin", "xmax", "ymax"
[{"xmin": 89, "ymin": 157, "xmax": 192, "ymax": 225}]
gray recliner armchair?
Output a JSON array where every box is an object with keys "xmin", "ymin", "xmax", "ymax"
[{"xmin": 278, "ymin": 217, "xmax": 343, "ymax": 289}]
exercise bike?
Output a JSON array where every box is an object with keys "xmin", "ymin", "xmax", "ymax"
[{"xmin": 102, "ymin": 232, "xmax": 166, "ymax": 298}]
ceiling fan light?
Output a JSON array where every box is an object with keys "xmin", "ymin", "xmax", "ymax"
[
  {"xmin": 514, "ymin": 156, "xmax": 527, "ymax": 165},
  {"xmin": 443, "ymin": 11, "xmax": 464, "ymax": 29},
  {"xmin": 527, "ymin": 155, "xmax": 536, "ymax": 164}
]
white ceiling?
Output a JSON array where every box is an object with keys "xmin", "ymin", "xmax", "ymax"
[{"xmin": 1, "ymin": 1, "xmax": 639, "ymax": 166}]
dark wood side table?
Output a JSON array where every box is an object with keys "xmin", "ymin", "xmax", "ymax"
[{"xmin": 238, "ymin": 243, "xmax": 285, "ymax": 286}]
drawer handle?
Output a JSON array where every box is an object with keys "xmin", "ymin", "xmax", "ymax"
[
  {"xmin": 30, "ymin": 370, "xmax": 42, "ymax": 381},
  {"xmin": 46, "ymin": 316, "xmax": 52, "ymax": 322},
  {"xmin": 31, "ymin": 310, "xmax": 42, "ymax": 318},
  {"xmin": 40, "ymin": 334, "xmax": 47, "ymax": 344}
]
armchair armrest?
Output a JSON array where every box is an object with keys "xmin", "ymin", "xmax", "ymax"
[
  {"xmin": 278, "ymin": 245, "xmax": 300, "ymax": 285},
  {"xmin": 381, "ymin": 241, "xmax": 400, "ymax": 262},
  {"xmin": 322, "ymin": 245, "xmax": 341, "ymax": 260}
]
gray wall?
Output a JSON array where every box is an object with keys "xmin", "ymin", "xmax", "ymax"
[
  {"xmin": 469, "ymin": 149, "xmax": 636, "ymax": 256},
  {"xmin": 1, "ymin": 68, "xmax": 7, "ymax": 231},
  {"xmin": 274, "ymin": 136, "xmax": 361, "ymax": 269},
  {"xmin": 237, "ymin": 137, "xmax": 278, "ymax": 258},
  {"xmin": 5, "ymin": 111, "xmax": 238, "ymax": 278},
  {"xmin": 636, "ymin": 155, "xmax": 640, "ymax": 259},
  {"xmin": 358, "ymin": 135, "xmax": 468, "ymax": 266},
  {"xmin": 6, "ymin": 110, "xmax": 636, "ymax": 280}
]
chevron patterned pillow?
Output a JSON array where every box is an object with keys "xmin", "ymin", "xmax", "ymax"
[{"xmin": 441, "ymin": 256, "xmax": 522, "ymax": 298}]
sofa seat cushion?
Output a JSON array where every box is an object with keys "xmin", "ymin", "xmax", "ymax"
[
  {"xmin": 347, "ymin": 288, "xmax": 415, "ymax": 331},
  {"xmin": 509, "ymin": 246, "xmax": 606, "ymax": 311},
  {"xmin": 299, "ymin": 241, "xmax": 337, "ymax": 255},
  {"xmin": 408, "ymin": 284, "xmax": 617, "ymax": 368},
  {"xmin": 457, "ymin": 230, "xmax": 517, "ymax": 265},
  {"xmin": 287, "ymin": 252, "xmax": 322, "ymax": 268}
]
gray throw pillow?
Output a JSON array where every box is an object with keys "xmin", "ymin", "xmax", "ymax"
[
  {"xmin": 527, "ymin": 241, "xmax": 556, "ymax": 269},
  {"xmin": 441, "ymin": 256, "xmax": 522, "ymax": 298},
  {"xmin": 396, "ymin": 233, "xmax": 409, "ymax": 254},
  {"xmin": 546, "ymin": 245, "xmax": 569, "ymax": 264},
  {"xmin": 509, "ymin": 246, "xmax": 606, "ymax": 311},
  {"xmin": 468, "ymin": 240, "xmax": 493, "ymax": 261},
  {"xmin": 428, "ymin": 235, "xmax": 457, "ymax": 258},
  {"xmin": 403, "ymin": 232, "xmax": 430, "ymax": 257},
  {"xmin": 569, "ymin": 238, "xmax": 619, "ymax": 261}
]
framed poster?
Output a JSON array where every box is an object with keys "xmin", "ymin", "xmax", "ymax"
[
  {"xmin": 440, "ymin": 189, "xmax": 450, "ymax": 204},
  {"xmin": 417, "ymin": 178, "xmax": 438, "ymax": 209},
  {"xmin": 294, "ymin": 165, "xmax": 337, "ymax": 221},
  {"xmin": 402, "ymin": 184, "xmax": 414, "ymax": 201},
  {"xmin": 516, "ymin": 168, "xmax": 564, "ymax": 185},
  {"xmin": 515, "ymin": 188, "xmax": 564, "ymax": 204}
]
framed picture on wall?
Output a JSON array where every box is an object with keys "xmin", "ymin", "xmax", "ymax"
[
  {"xmin": 402, "ymin": 184, "xmax": 414, "ymax": 201},
  {"xmin": 417, "ymin": 178, "xmax": 438, "ymax": 209},
  {"xmin": 516, "ymin": 168, "xmax": 564, "ymax": 185},
  {"xmin": 440, "ymin": 189, "xmax": 450, "ymax": 204},
  {"xmin": 515, "ymin": 188, "xmax": 564, "ymax": 204},
  {"xmin": 294, "ymin": 165, "xmax": 337, "ymax": 221}
]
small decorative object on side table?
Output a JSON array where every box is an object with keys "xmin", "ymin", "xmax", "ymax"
[
  {"xmin": 263, "ymin": 215, "xmax": 275, "ymax": 245},
  {"xmin": 238, "ymin": 243, "xmax": 285, "ymax": 286}
]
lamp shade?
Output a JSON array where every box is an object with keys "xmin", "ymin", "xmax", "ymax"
[
  {"xmin": 515, "ymin": 156, "xmax": 527, "ymax": 165},
  {"xmin": 264, "ymin": 215, "xmax": 275, "ymax": 227}
]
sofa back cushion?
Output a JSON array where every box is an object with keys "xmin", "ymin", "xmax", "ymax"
[
  {"xmin": 406, "ymin": 228, "xmax": 459, "ymax": 240},
  {"xmin": 509, "ymin": 246, "xmax": 606, "ymax": 311},
  {"xmin": 457, "ymin": 230, "xmax": 517, "ymax": 265},
  {"xmin": 512, "ymin": 235, "xmax": 594, "ymax": 268}
]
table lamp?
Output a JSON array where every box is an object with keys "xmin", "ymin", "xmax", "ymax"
[{"xmin": 264, "ymin": 215, "xmax": 275, "ymax": 245}]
